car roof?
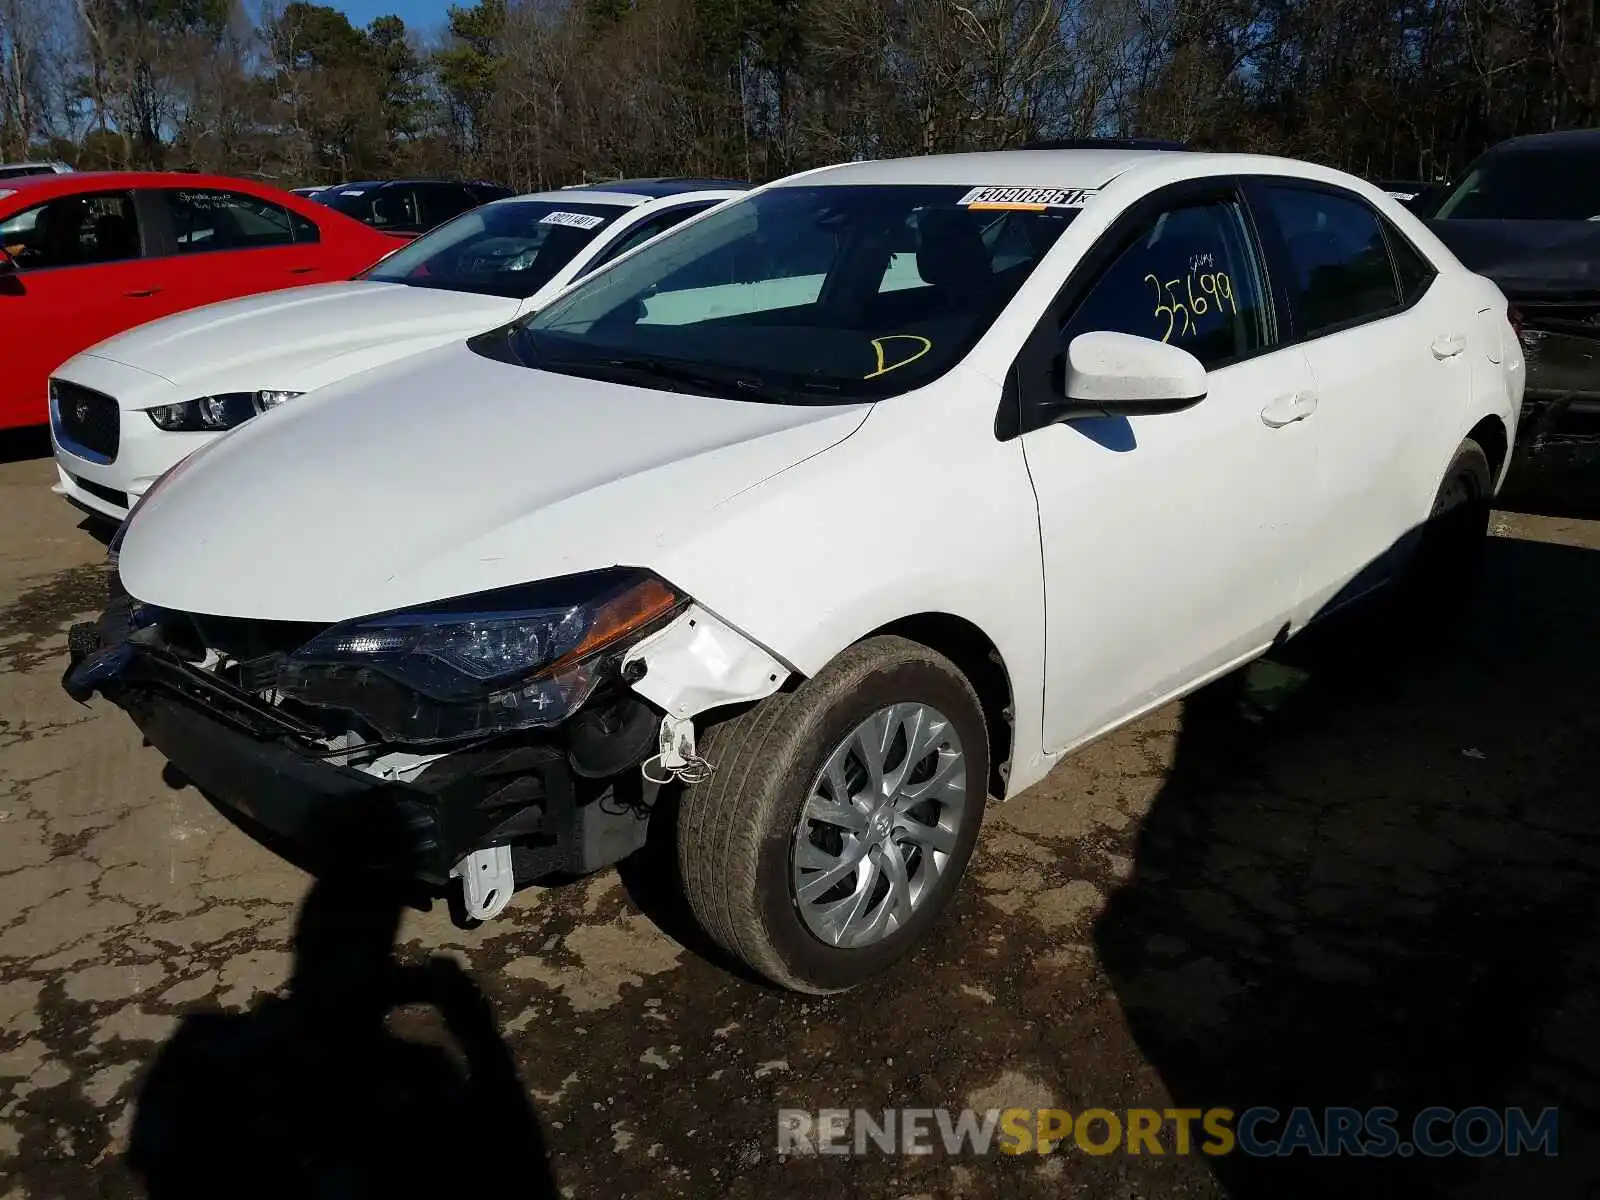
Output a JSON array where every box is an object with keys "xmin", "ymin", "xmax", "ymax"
[
  {"xmin": 1485, "ymin": 128, "xmax": 1600, "ymax": 155},
  {"xmin": 492, "ymin": 184, "xmax": 745, "ymax": 209},
  {"xmin": 575, "ymin": 177, "xmax": 751, "ymax": 198},
  {"xmin": 1019, "ymin": 138, "xmax": 1188, "ymax": 152},
  {"xmin": 323, "ymin": 178, "xmax": 506, "ymax": 191},
  {"xmin": 0, "ymin": 170, "xmax": 310, "ymax": 197},
  {"xmin": 773, "ymin": 148, "xmax": 1372, "ymax": 194},
  {"xmin": 781, "ymin": 149, "xmax": 1202, "ymax": 190}
]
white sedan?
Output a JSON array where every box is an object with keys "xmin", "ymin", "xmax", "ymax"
[
  {"xmin": 68, "ymin": 148, "xmax": 1522, "ymax": 993},
  {"xmin": 48, "ymin": 179, "xmax": 745, "ymax": 520}
]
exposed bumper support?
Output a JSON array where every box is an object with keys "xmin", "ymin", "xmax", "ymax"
[{"xmin": 62, "ymin": 604, "xmax": 657, "ymax": 896}]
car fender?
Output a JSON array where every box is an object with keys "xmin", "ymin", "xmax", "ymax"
[{"xmin": 636, "ymin": 367, "xmax": 1054, "ymax": 795}]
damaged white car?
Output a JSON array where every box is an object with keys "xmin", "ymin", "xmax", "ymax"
[{"xmin": 67, "ymin": 148, "xmax": 1521, "ymax": 992}]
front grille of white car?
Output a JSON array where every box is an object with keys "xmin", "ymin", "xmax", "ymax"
[{"xmin": 52, "ymin": 381, "xmax": 121, "ymax": 463}]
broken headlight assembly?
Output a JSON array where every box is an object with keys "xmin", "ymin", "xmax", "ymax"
[
  {"xmin": 147, "ymin": 390, "xmax": 304, "ymax": 432},
  {"xmin": 276, "ymin": 568, "xmax": 687, "ymax": 745}
]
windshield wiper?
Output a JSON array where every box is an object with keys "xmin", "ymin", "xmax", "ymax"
[{"xmin": 544, "ymin": 354, "xmax": 799, "ymax": 405}]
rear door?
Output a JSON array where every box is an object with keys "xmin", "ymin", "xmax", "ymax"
[
  {"xmin": 140, "ymin": 185, "xmax": 334, "ymax": 312},
  {"xmin": 0, "ymin": 188, "xmax": 158, "ymax": 428},
  {"xmin": 1245, "ymin": 180, "xmax": 1465, "ymax": 619}
]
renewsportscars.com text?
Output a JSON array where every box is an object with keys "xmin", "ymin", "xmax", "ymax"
[{"xmin": 777, "ymin": 1106, "xmax": 1560, "ymax": 1158}]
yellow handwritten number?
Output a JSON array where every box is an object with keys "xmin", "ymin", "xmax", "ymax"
[
  {"xmin": 1197, "ymin": 271, "xmax": 1237, "ymax": 315},
  {"xmin": 1144, "ymin": 273, "xmax": 1175, "ymax": 343},
  {"xmin": 864, "ymin": 334, "xmax": 933, "ymax": 379},
  {"xmin": 1163, "ymin": 279, "xmax": 1194, "ymax": 337},
  {"xmin": 1150, "ymin": 268, "xmax": 1238, "ymax": 341}
]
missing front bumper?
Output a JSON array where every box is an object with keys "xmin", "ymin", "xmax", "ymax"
[{"xmin": 64, "ymin": 613, "xmax": 656, "ymax": 891}]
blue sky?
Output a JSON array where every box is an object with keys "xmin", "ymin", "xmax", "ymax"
[{"xmin": 331, "ymin": 0, "xmax": 453, "ymax": 34}]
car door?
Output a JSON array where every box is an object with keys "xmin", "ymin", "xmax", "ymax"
[
  {"xmin": 0, "ymin": 188, "xmax": 160, "ymax": 428},
  {"xmin": 1244, "ymin": 180, "xmax": 1465, "ymax": 619},
  {"xmin": 1016, "ymin": 181, "xmax": 1322, "ymax": 755},
  {"xmin": 141, "ymin": 185, "xmax": 332, "ymax": 312}
]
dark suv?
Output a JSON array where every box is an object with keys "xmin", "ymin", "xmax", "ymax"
[
  {"xmin": 1418, "ymin": 130, "xmax": 1600, "ymax": 504},
  {"xmin": 313, "ymin": 178, "xmax": 516, "ymax": 238}
]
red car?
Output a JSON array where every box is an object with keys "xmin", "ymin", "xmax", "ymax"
[{"xmin": 0, "ymin": 171, "xmax": 397, "ymax": 430}]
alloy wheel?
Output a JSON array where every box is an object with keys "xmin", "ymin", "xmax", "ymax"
[{"xmin": 790, "ymin": 702, "xmax": 968, "ymax": 948}]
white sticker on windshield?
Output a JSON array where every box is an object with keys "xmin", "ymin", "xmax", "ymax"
[
  {"xmin": 540, "ymin": 210, "xmax": 606, "ymax": 230},
  {"xmin": 340, "ymin": 189, "xmax": 365, "ymax": 196},
  {"xmin": 957, "ymin": 186, "xmax": 1098, "ymax": 210}
]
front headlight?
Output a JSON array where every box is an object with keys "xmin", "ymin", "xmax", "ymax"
[
  {"xmin": 277, "ymin": 568, "xmax": 685, "ymax": 744},
  {"xmin": 147, "ymin": 390, "xmax": 305, "ymax": 432}
]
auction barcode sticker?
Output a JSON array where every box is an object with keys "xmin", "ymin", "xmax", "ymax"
[
  {"xmin": 540, "ymin": 211, "xmax": 607, "ymax": 230},
  {"xmin": 957, "ymin": 186, "xmax": 1098, "ymax": 210}
]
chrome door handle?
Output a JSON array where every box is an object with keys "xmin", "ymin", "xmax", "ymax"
[
  {"xmin": 1261, "ymin": 391, "xmax": 1318, "ymax": 428},
  {"xmin": 1431, "ymin": 333, "xmax": 1467, "ymax": 359}
]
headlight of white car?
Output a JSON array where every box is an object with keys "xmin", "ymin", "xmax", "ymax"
[
  {"xmin": 147, "ymin": 390, "xmax": 305, "ymax": 432},
  {"xmin": 275, "ymin": 569, "xmax": 687, "ymax": 744}
]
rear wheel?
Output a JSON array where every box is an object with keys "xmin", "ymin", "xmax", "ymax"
[
  {"xmin": 1405, "ymin": 437, "xmax": 1492, "ymax": 611},
  {"xmin": 677, "ymin": 636, "xmax": 988, "ymax": 993}
]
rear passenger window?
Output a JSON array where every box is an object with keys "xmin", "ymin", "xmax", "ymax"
[
  {"xmin": 417, "ymin": 183, "xmax": 479, "ymax": 229},
  {"xmin": 163, "ymin": 189, "xmax": 309, "ymax": 252},
  {"xmin": 1261, "ymin": 186, "xmax": 1401, "ymax": 335},
  {"xmin": 1060, "ymin": 197, "xmax": 1274, "ymax": 369},
  {"xmin": 1385, "ymin": 219, "xmax": 1435, "ymax": 304},
  {"xmin": 372, "ymin": 189, "xmax": 423, "ymax": 232}
]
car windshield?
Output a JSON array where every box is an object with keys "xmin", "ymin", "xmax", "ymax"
[
  {"xmin": 361, "ymin": 200, "xmax": 627, "ymax": 298},
  {"xmin": 1433, "ymin": 146, "xmax": 1600, "ymax": 221},
  {"xmin": 505, "ymin": 184, "xmax": 1081, "ymax": 403}
]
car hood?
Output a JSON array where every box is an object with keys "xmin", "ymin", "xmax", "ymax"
[
  {"xmin": 1428, "ymin": 219, "xmax": 1600, "ymax": 299},
  {"xmin": 86, "ymin": 281, "xmax": 521, "ymax": 389},
  {"xmin": 117, "ymin": 342, "xmax": 872, "ymax": 623}
]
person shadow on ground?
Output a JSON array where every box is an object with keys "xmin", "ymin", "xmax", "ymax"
[{"xmin": 126, "ymin": 874, "xmax": 559, "ymax": 1199}]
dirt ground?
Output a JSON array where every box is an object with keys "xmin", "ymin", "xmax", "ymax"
[{"xmin": 3, "ymin": 435, "xmax": 1599, "ymax": 1199}]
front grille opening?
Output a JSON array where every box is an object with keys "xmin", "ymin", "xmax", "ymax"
[
  {"xmin": 52, "ymin": 381, "xmax": 121, "ymax": 462},
  {"xmin": 67, "ymin": 473, "xmax": 127, "ymax": 509},
  {"xmin": 187, "ymin": 613, "xmax": 326, "ymax": 661}
]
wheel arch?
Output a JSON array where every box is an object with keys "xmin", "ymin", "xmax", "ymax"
[
  {"xmin": 864, "ymin": 612, "xmax": 1016, "ymax": 799},
  {"xmin": 1466, "ymin": 413, "xmax": 1509, "ymax": 493}
]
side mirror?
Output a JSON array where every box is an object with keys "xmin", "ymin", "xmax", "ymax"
[{"xmin": 1052, "ymin": 331, "xmax": 1206, "ymax": 419}]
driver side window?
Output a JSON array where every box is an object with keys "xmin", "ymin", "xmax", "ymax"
[
  {"xmin": 1061, "ymin": 197, "xmax": 1274, "ymax": 370},
  {"xmin": 0, "ymin": 191, "xmax": 143, "ymax": 271}
]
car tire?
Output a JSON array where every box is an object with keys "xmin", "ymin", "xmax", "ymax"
[
  {"xmin": 677, "ymin": 635, "xmax": 989, "ymax": 993},
  {"xmin": 1404, "ymin": 437, "xmax": 1493, "ymax": 613}
]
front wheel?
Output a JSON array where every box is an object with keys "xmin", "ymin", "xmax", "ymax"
[{"xmin": 677, "ymin": 636, "xmax": 989, "ymax": 993}]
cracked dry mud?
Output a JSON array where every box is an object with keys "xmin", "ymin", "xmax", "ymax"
[{"xmin": 3, "ymin": 450, "xmax": 1600, "ymax": 1199}]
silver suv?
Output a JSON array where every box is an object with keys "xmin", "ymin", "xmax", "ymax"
[{"xmin": 0, "ymin": 161, "xmax": 73, "ymax": 181}]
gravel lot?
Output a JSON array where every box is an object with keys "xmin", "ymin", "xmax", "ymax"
[{"xmin": 3, "ymin": 437, "xmax": 1599, "ymax": 1199}]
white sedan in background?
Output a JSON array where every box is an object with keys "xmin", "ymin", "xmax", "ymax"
[{"xmin": 48, "ymin": 178, "xmax": 745, "ymax": 520}]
